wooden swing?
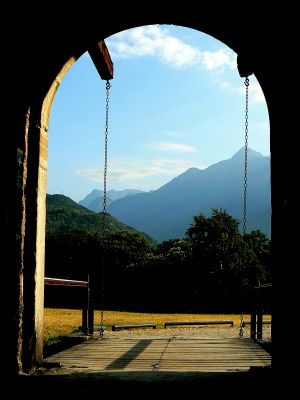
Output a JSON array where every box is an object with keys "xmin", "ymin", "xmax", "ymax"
[{"xmin": 90, "ymin": 39, "xmax": 252, "ymax": 339}]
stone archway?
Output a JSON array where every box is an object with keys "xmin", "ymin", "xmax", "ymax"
[
  {"xmin": 2, "ymin": 12, "xmax": 287, "ymax": 376},
  {"xmin": 19, "ymin": 57, "xmax": 78, "ymax": 372}
]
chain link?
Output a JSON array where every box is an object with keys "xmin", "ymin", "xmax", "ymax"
[
  {"xmin": 242, "ymin": 76, "xmax": 249, "ymax": 238},
  {"xmin": 100, "ymin": 80, "xmax": 111, "ymax": 338},
  {"xmin": 239, "ymin": 76, "xmax": 249, "ymax": 339}
]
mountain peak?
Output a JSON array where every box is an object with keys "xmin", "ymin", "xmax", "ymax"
[
  {"xmin": 231, "ymin": 147, "xmax": 265, "ymax": 160},
  {"xmin": 182, "ymin": 167, "xmax": 202, "ymax": 176},
  {"xmin": 79, "ymin": 188, "xmax": 145, "ymax": 212},
  {"xmin": 107, "ymin": 147, "xmax": 271, "ymax": 241},
  {"xmin": 161, "ymin": 167, "xmax": 202, "ymax": 188}
]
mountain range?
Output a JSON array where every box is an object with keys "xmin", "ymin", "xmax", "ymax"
[
  {"xmin": 46, "ymin": 194, "xmax": 154, "ymax": 244},
  {"xmin": 103, "ymin": 148, "xmax": 271, "ymax": 242},
  {"xmin": 78, "ymin": 189, "xmax": 145, "ymax": 212}
]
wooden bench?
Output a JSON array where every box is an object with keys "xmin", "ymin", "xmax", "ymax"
[
  {"xmin": 112, "ymin": 324, "xmax": 157, "ymax": 331},
  {"xmin": 242, "ymin": 320, "xmax": 271, "ymax": 327},
  {"xmin": 164, "ymin": 320, "xmax": 234, "ymax": 328}
]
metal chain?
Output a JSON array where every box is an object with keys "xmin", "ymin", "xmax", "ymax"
[
  {"xmin": 242, "ymin": 76, "xmax": 249, "ymax": 237},
  {"xmin": 100, "ymin": 80, "xmax": 111, "ymax": 338},
  {"xmin": 239, "ymin": 76, "xmax": 249, "ymax": 339}
]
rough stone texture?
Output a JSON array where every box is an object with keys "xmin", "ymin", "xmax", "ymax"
[
  {"xmin": 31, "ymin": 57, "xmax": 78, "ymax": 366},
  {"xmin": 0, "ymin": 7, "xmax": 293, "ymax": 380}
]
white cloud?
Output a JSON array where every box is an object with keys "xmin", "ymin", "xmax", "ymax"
[
  {"xmin": 75, "ymin": 168, "xmax": 101, "ymax": 182},
  {"xmin": 145, "ymin": 141, "xmax": 198, "ymax": 153},
  {"xmin": 107, "ymin": 25, "xmax": 199, "ymax": 68},
  {"xmin": 219, "ymin": 79, "xmax": 266, "ymax": 103},
  {"xmin": 75, "ymin": 157, "xmax": 208, "ymax": 188},
  {"xmin": 201, "ymin": 49, "xmax": 236, "ymax": 71},
  {"xmin": 106, "ymin": 25, "xmax": 267, "ymax": 104},
  {"xmin": 249, "ymin": 81, "xmax": 265, "ymax": 103},
  {"xmin": 219, "ymin": 81, "xmax": 231, "ymax": 90},
  {"xmin": 107, "ymin": 25, "xmax": 235, "ymax": 71}
]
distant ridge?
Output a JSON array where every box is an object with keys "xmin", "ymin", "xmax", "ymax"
[
  {"xmin": 106, "ymin": 148, "xmax": 271, "ymax": 242},
  {"xmin": 78, "ymin": 189, "xmax": 145, "ymax": 212}
]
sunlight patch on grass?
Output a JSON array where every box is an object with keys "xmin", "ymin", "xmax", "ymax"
[
  {"xmin": 44, "ymin": 308, "xmax": 272, "ymax": 341},
  {"xmin": 44, "ymin": 308, "xmax": 83, "ymax": 342}
]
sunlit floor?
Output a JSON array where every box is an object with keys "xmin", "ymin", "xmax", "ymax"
[
  {"xmin": 10, "ymin": 331, "xmax": 273, "ymax": 396},
  {"xmin": 44, "ymin": 335, "xmax": 271, "ymax": 373}
]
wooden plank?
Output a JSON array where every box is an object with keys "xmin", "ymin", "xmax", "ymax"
[
  {"xmin": 88, "ymin": 40, "xmax": 113, "ymax": 80},
  {"xmin": 112, "ymin": 324, "xmax": 157, "ymax": 331},
  {"xmin": 250, "ymin": 312, "xmax": 256, "ymax": 339},
  {"xmin": 164, "ymin": 321, "xmax": 234, "ymax": 328},
  {"xmin": 257, "ymin": 312, "xmax": 263, "ymax": 340},
  {"xmin": 45, "ymin": 337, "xmax": 271, "ymax": 373},
  {"xmin": 44, "ymin": 277, "xmax": 88, "ymax": 287},
  {"xmin": 243, "ymin": 320, "xmax": 271, "ymax": 326}
]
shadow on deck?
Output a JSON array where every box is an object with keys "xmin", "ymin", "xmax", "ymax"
[{"xmin": 7, "ymin": 336, "xmax": 274, "ymax": 397}]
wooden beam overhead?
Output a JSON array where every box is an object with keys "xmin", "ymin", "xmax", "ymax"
[{"xmin": 88, "ymin": 39, "xmax": 113, "ymax": 80}]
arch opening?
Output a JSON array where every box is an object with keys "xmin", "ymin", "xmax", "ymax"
[
  {"xmin": 6, "ymin": 18, "xmax": 276, "ymax": 380},
  {"xmin": 43, "ymin": 24, "xmax": 271, "ymax": 371}
]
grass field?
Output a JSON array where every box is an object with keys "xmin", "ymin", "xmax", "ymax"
[{"xmin": 44, "ymin": 308, "xmax": 261, "ymax": 343}]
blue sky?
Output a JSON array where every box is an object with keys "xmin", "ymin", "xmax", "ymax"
[{"xmin": 47, "ymin": 25, "xmax": 269, "ymax": 202}]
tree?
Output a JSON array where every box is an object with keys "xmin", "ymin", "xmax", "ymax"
[
  {"xmin": 242, "ymin": 230, "xmax": 271, "ymax": 286},
  {"xmin": 185, "ymin": 209, "xmax": 245, "ymax": 311},
  {"xmin": 186, "ymin": 208, "xmax": 242, "ymax": 273},
  {"xmin": 185, "ymin": 209, "xmax": 271, "ymax": 312},
  {"xmin": 96, "ymin": 230, "xmax": 154, "ymax": 309}
]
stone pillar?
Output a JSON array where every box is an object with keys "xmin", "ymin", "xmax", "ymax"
[
  {"xmin": 21, "ymin": 110, "xmax": 48, "ymax": 371},
  {"xmin": 20, "ymin": 57, "xmax": 76, "ymax": 372}
]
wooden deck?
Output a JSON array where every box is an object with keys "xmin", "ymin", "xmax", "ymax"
[{"xmin": 45, "ymin": 336, "xmax": 271, "ymax": 373}]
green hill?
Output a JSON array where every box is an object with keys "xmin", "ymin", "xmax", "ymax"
[{"xmin": 46, "ymin": 194, "xmax": 155, "ymax": 244}]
